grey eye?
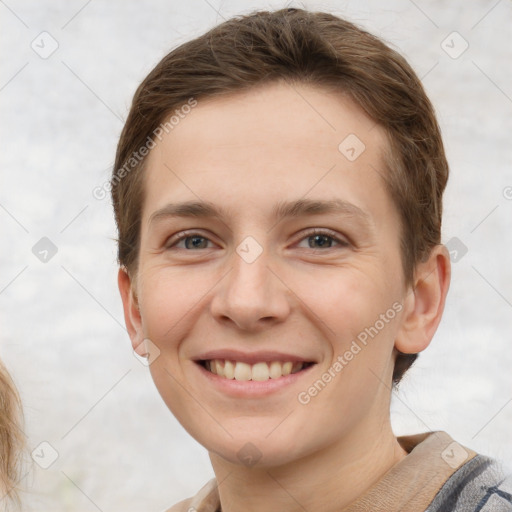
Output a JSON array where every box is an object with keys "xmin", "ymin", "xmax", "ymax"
[{"xmin": 182, "ymin": 236, "xmax": 209, "ymax": 249}]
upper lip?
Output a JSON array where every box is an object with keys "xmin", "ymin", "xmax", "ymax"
[{"xmin": 194, "ymin": 349, "xmax": 316, "ymax": 365}]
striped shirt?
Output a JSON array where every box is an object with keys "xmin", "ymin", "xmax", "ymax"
[{"xmin": 426, "ymin": 453, "xmax": 512, "ymax": 511}]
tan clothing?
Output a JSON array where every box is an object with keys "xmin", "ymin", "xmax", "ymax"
[{"xmin": 166, "ymin": 431, "xmax": 512, "ymax": 512}]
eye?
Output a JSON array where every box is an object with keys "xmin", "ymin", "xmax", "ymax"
[
  {"xmin": 166, "ymin": 232, "xmax": 215, "ymax": 250},
  {"xmin": 296, "ymin": 229, "xmax": 349, "ymax": 250}
]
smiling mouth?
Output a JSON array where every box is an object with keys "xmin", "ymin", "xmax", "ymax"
[{"xmin": 198, "ymin": 359, "xmax": 315, "ymax": 381}]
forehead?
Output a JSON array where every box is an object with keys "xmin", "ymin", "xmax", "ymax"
[
  {"xmin": 141, "ymin": 81, "xmax": 394, "ymax": 227},
  {"xmin": 152, "ymin": 81, "xmax": 386, "ymax": 160}
]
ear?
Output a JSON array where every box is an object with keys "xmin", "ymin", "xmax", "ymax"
[
  {"xmin": 118, "ymin": 267, "xmax": 147, "ymax": 357},
  {"xmin": 394, "ymin": 244, "xmax": 451, "ymax": 354}
]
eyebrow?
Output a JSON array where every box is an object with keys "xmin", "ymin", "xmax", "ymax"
[{"xmin": 148, "ymin": 198, "xmax": 372, "ymax": 229}]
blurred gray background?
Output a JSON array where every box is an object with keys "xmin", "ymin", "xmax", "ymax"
[{"xmin": 1, "ymin": 0, "xmax": 511, "ymax": 510}]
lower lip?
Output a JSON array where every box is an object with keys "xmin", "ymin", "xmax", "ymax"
[{"xmin": 195, "ymin": 362, "xmax": 316, "ymax": 398}]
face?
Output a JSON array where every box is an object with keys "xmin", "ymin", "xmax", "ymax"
[{"xmin": 121, "ymin": 81, "xmax": 416, "ymax": 468}]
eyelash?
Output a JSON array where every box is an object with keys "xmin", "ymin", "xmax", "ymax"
[{"xmin": 166, "ymin": 228, "xmax": 349, "ymax": 250}]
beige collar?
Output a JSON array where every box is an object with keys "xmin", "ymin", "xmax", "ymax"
[{"xmin": 167, "ymin": 431, "xmax": 476, "ymax": 512}]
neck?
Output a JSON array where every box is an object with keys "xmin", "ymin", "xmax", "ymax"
[{"xmin": 209, "ymin": 421, "xmax": 408, "ymax": 512}]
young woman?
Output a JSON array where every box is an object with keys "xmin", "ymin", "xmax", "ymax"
[{"xmin": 112, "ymin": 8, "xmax": 512, "ymax": 512}]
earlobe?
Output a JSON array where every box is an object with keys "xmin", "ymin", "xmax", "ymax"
[
  {"xmin": 118, "ymin": 267, "xmax": 146, "ymax": 355},
  {"xmin": 394, "ymin": 245, "xmax": 451, "ymax": 354}
]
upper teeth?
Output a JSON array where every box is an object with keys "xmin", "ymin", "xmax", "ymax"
[{"xmin": 205, "ymin": 360, "xmax": 304, "ymax": 381}]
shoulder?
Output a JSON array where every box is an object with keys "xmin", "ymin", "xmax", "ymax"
[
  {"xmin": 427, "ymin": 454, "xmax": 512, "ymax": 512},
  {"xmin": 163, "ymin": 479, "xmax": 219, "ymax": 512},
  {"xmin": 163, "ymin": 497, "xmax": 194, "ymax": 512}
]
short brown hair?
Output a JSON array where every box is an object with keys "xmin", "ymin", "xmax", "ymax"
[{"xmin": 111, "ymin": 8, "xmax": 449, "ymax": 385}]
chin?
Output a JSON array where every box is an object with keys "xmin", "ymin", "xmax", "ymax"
[
  {"xmin": 190, "ymin": 418, "xmax": 317, "ymax": 469},
  {"xmin": 207, "ymin": 437, "xmax": 306, "ymax": 469}
]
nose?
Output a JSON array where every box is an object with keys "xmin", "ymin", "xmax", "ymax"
[{"xmin": 210, "ymin": 247, "xmax": 291, "ymax": 332}]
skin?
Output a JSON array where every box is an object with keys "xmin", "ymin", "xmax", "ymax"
[{"xmin": 119, "ymin": 80, "xmax": 450, "ymax": 512}]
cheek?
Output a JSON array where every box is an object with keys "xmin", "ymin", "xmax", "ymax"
[
  {"xmin": 291, "ymin": 263, "xmax": 401, "ymax": 387},
  {"xmin": 292, "ymin": 271, "xmax": 400, "ymax": 432},
  {"xmin": 137, "ymin": 266, "xmax": 210, "ymax": 346},
  {"xmin": 288, "ymin": 261, "xmax": 398, "ymax": 335}
]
